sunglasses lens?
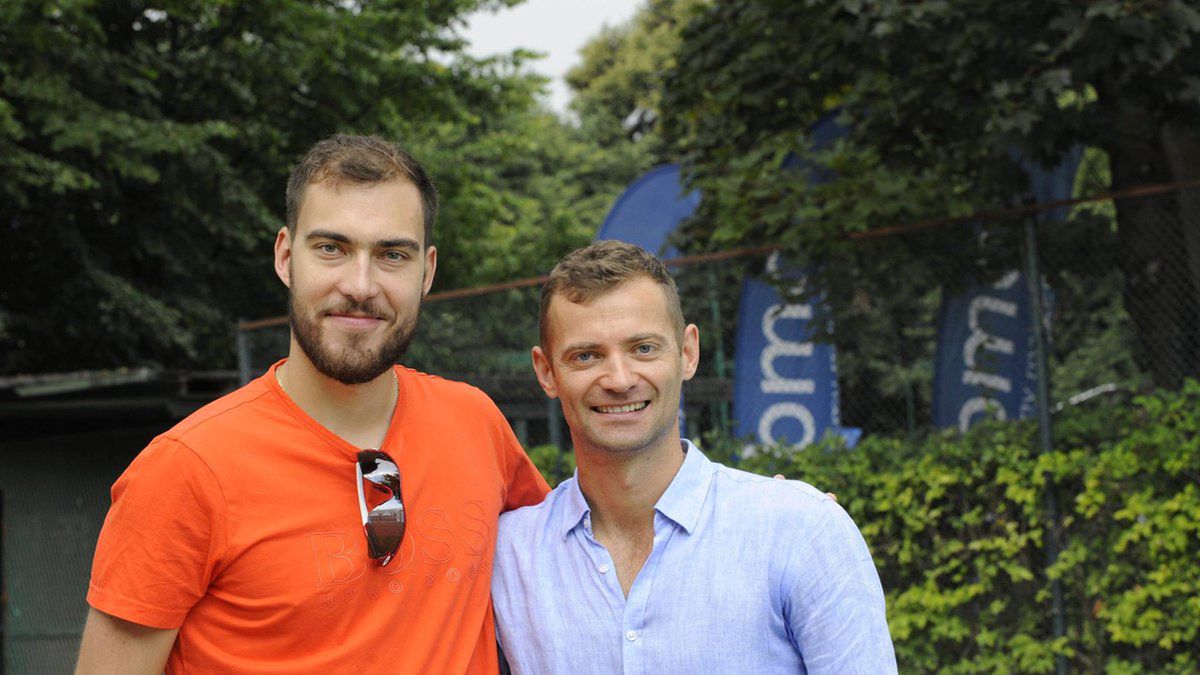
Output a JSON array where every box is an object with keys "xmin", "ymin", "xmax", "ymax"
[
  {"xmin": 357, "ymin": 450, "xmax": 405, "ymax": 565},
  {"xmin": 361, "ymin": 454, "xmax": 400, "ymax": 494},
  {"xmin": 365, "ymin": 499, "xmax": 405, "ymax": 563}
]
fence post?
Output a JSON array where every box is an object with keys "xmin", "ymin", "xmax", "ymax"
[
  {"xmin": 513, "ymin": 418, "xmax": 529, "ymax": 448},
  {"xmin": 235, "ymin": 320, "xmax": 252, "ymax": 386},
  {"xmin": 1, "ymin": 490, "xmax": 6, "ymax": 675},
  {"xmin": 706, "ymin": 267, "xmax": 731, "ymax": 435},
  {"xmin": 1024, "ymin": 219, "xmax": 1068, "ymax": 675}
]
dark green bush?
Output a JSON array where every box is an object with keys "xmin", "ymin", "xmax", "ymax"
[{"xmin": 673, "ymin": 382, "xmax": 1198, "ymax": 673}]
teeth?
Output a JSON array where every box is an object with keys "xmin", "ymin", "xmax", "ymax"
[{"xmin": 596, "ymin": 402, "xmax": 648, "ymax": 414}]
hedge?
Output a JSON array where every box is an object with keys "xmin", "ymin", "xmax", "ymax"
[{"xmin": 531, "ymin": 380, "xmax": 1200, "ymax": 673}]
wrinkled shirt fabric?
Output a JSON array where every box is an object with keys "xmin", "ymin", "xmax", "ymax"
[{"xmin": 493, "ymin": 440, "xmax": 898, "ymax": 674}]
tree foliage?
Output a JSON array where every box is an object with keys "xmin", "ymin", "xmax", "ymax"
[
  {"xmin": 566, "ymin": 0, "xmax": 707, "ymax": 159},
  {"xmin": 0, "ymin": 0, "xmax": 629, "ymax": 375},
  {"xmin": 660, "ymin": 0, "xmax": 1200, "ymax": 390},
  {"xmin": 412, "ymin": 104, "xmax": 639, "ymax": 292}
]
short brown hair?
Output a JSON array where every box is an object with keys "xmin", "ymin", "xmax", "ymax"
[
  {"xmin": 539, "ymin": 240, "xmax": 685, "ymax": 349},
  {"xmin": 286, "ymin": 134, "xmax": 438, "ymax": 245}
]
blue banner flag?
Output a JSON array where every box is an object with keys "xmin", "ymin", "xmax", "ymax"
[
  {"xmin": 733, "ymin": 254, "xmax": 845, "ymax": 450},
  {"xmin": 732, "ymin": 113, "xmax": 855, "ymax": 452},
  {"xmin": 933, "ymin": 149, "xmax": 1081, "ymax": 430},
  {"xmin": 595, "ymin": 164, "xmax": 698, "ymax": 259},
  {"xmin": 933, "ymin": 271, "xmax": 1041, "ymax": 430}
]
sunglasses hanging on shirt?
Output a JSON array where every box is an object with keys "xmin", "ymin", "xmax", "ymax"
[{"xmin": 356, "ymin": 449, "xmax": 405, "ymax": 566}]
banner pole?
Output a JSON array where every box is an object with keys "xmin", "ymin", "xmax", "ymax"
[{"xmin": 1024, "ymin": 218, "xmax": 1067, "ymax": 675}]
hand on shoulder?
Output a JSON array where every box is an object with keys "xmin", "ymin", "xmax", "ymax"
[{"xmin": 772, "ymin": 474, "xmax": 837, "ymax": 502}]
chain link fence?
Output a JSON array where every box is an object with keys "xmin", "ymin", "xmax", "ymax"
[
  {"xmin": 1, "ymin": 432, "xmax": 148, "ymax": 674},
  {"xmin": 237, "ymin": 184, "xmax": 1200, "ymax": 451}
]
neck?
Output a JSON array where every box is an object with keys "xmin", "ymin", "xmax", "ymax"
[
  {"xmin": 575, "ymin": 433, "xmax": 686, "ymax": 538},
  {"xmin": 278, "ymin": 342, "xmax": 398, "ymax": 449}
]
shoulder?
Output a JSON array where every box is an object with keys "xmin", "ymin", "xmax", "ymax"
[
  {"xmin": 700, "ymin": 463, "xmax": 881, "ymax": 601},
  {"xmin": 499, "ymin": 479, "xmax": 568, "ymax": 532},
  {"xmin": 706, "ymin": 460, "xmax": 859, "ymax": 540},
  {"xmin": 497, "ymin": 479, "xmax": 572, "ymax": 551},
  {"xmin": 155, "ymin": 375, "xmax": 278, "ymax": 455},
  {"xmin": 111, "ymin": 433, "xmax": 230, "ymax": 518},
  {"xmin": 397, "ymin": 366, "xmax": 502, "ymax": 413},
  {"xmin": 708, "ymin": 460, "xmax": 833, "ymax": 511},
  {"xmin": 396, "ymin": 368, "xmax": 521, "ymax": 455}
]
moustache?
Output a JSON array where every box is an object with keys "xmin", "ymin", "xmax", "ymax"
[{"xmin": 319, "ymin": 300, "xmax": 394, "ymax": 322}]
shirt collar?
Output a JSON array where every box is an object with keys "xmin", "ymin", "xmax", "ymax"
[
  {"xmin": 559, "ymin": 469, "xmax": 591, "ymax": 539},
  {"xmin": 558, "ymin": 439, "xmax": 715, "ymax": 539},
  {"xmin": 653, "ymin": 439, "xmax": 714, "ymax": 535}
]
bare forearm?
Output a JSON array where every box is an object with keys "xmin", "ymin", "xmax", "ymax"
[{"xmin": 75, "ymin": 608, "xmax": 177, "ymax": 675}]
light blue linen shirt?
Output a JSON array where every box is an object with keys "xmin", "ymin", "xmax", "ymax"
[{"xmin": 492, "ymin": 440, "xmax": 897, "ymax": 674}]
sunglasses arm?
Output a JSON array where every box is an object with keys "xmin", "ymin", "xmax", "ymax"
[{"xmin": 355, "ymin": 461, "xmax": 370, "ymax": 527}]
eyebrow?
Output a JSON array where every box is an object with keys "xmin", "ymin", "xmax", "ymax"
[
  {"xmin": 305, "ymin": 229, "xmax": 421, "ymax": 251},
  {"xmin": 558, "ymin": 333, "xmax": 667, "ymax": 357},
  {"xmin": 559, "ymin": 341, "xmax": 600, "ymax": 357},
  {"xmin": 626, "ymin": 332, "xmax": 666, "ymax": 345}
]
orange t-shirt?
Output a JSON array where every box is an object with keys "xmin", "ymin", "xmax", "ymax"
[{"xmin": 88, "ymin": 362, "xmax": 549, "ymax": 674}]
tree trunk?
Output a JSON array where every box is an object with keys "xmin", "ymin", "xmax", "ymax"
[
  {"xmin": 1160, "ymin": 120, "xmax": 1200, "ymax": 338},
  {"xmin": 1103, "ymin": 106, "xmax": 1200, "ymax": 389}
]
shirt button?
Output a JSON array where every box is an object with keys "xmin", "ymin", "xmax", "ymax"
[
  {"xmin": 625, "ymin": 630, "xmax": 638, "ymax": 642},
  {"xmin": 598, "ymin": 563, "xmax": 610, "ymax": 574}
]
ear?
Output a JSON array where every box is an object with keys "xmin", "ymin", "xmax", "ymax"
[
  {"xmin": 273, "ymin": 227, "xmax": 292, "ymax": 288},
  {"xmin": 421, "ymin": 245, "xmax": 438, "ymax": 296},
  {"xmin": 681, "ymin": 323, "xmax": 700, "ymax": 381},
  {"xmin": 531, "ymin": 346, "xmax": 558, "ymax": 399}
]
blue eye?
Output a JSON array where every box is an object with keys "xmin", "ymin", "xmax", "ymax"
[{"xmin": 635, "ymin": 344, "xmax": 655, "ymax": 354}]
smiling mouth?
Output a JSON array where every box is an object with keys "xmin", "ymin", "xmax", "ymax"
[
  {"xmin": 324, "ymin": 314, "xmax": 385, "ymax": 331},
  {"xmin": 593, "ymin": 401, "xmax": 650, "ymax": 414}
]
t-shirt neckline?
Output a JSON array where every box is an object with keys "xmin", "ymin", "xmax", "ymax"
[{"xmin": 266, "ymin": 359, "xmax": 407, "ymax": 461}]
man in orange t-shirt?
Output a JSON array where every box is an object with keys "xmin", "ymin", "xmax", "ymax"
[{"xmin": 75, "ymin": 134, "xmax": 549, "ymax": 674}]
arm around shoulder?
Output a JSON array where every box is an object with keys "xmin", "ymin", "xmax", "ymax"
[{"xmin": 75, "ymin": 607, "xmax": 178, "ymax": 675}]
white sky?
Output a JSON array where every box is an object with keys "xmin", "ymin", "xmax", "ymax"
[{"xmin": 461, "ymin": 0, "xmax": 645, "ymax": 114}]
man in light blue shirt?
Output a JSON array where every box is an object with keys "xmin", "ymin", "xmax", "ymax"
[{"xmin": 492, "ymin": 241, "xmax": 897, "ymax": 674}]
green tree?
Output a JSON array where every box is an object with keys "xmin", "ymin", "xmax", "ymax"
[
  {"xmin": 411, "ymin": 105, "xmax": 640, "ymax": 292},
  {"xmin": 566, "ymin": 0, "xmax": 708, "ymax": 161},
  {"xmin": 399, "ymin": 104, "xmax": 647, "ymax": 376},
  {"xmin": 0, "ymin": 0, "xmax": 548, "ymax": 374},
  {"xmin": 660, "ymin": 0, "xmax": 1200, "ymax": 390}
]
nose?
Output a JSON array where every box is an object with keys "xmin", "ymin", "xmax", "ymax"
[
  {"xmin": 337, "ymin": 255, "xmax": 379, "ymax": 302},
  {"xmin": 599, "ymin": 356, "xmax": 637, "ymax": 394}
]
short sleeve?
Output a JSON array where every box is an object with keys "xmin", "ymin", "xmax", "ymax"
[
  {"xmin": 87, "ymin": 438, "xmax": 229, "ymax": 629},
  {"xmin": 489, "ymin": 407, "xmax": 550, "ymax": 512},
  {"xmin": 784, "ymin": 501, "xmax": 897, "ymax": 673}
]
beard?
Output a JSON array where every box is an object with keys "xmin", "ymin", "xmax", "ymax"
[{"xmin": 288, "ymin": 290, "xmax": 420, "ymax": 386}]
